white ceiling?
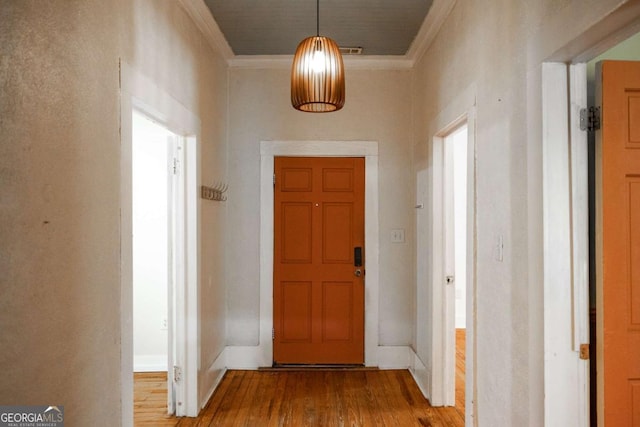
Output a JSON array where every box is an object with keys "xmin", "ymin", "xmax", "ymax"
[{"xmin": 203, "ymin": 0, "xmax": 434, "ymax": 56}]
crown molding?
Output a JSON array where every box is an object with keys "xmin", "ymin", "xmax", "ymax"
[
  {"xmin": 406, "ymin": 0, "xmax": 457, "ymax": 63},
  {"xmin": 180, "ymin": 0, "xmax": 455, "ymax": 69},
  {"xmin": 178, "ymin": 0, "xmax": 234, "ymax": 61}
]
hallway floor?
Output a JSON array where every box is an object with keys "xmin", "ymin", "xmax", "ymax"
[{"xmin": 134, "ymin": 330, "xmax": 466, "ymax": 426}]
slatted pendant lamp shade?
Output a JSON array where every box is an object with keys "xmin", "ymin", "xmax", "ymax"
[{"xmin": 290, "ymin": 2, "xmax": 345, "ymax": 112}]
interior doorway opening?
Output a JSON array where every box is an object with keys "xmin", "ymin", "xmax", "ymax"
[
  {"xmin": 427, "ymin": 111, "xmax": 475, "ymax": 424},
  {"xmin": 120, "ymin": 63, "xmax": 201, "ymax": 422},
  {"xmin": 131, "ymin": 110, "xmax": 183, "ymax": 417},
  {"xmin": 445, "ymin": 124, "xmax": 468, "ymax": 413},
  {"xmin": 132, "ymin": 111, "xmax": 172, "ymax": 374},
  {"xmin": 442, "ymin": 124, "xmax": 469, "ymax": 415},
  {"xmin": 541, "ymin": 22, "xmax": 640, "ymax": 426},
  {"xmin": 585, "ymin": 30, "xmax": 640, "ymax": 427}
]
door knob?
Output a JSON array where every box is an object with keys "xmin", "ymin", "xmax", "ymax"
[{"xmin": 355, "ymin": 269, "xmax": 362, "ymax": 277}]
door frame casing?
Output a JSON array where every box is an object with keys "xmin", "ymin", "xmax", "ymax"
[
  {"xmin": 432, "ymin": 119, "xmax": 471, "ymax": 407},
  {"xmin": 540, "ymin": 9, "xmax": 640, "ymax": 425},
  {"xmin": 120, "ymin": 61, "xmax": 201, "ymax": 423},
  {"xmin": 428, "ymin": 96, "xmax": 477, "ymax": 426},
  {"xmin": 542, "ymin": 62, "xmax": 590, "ymax": 427},
  {"xmin": 254, "ymin": 141, "xmax": 379, "ymax": 367}
]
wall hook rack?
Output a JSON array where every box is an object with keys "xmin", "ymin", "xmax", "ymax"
[{"xmin": 201, "ymin": 182, "xmax": 228, "ymax": 202}]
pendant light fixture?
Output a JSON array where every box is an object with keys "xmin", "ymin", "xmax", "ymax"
[{"xmin": 291, "ymin": 0, "xmax": 345, "ymax": 112}]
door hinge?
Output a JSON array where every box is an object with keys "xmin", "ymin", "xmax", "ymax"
[
  {"xmin": 579, "ymin": 343, "xmax": 590, "ymax": 360},
  {"xmin": 273, "ymin": 173, "xmax": 276, "ymax": 187},
  {"xmin": 172, "ymin": 157, "xmax": 179, "ymax": 175},
  {"xmin": 579, "ymin": 106, "xmax": 601, "ymax": 132},
  {"xmin": 173, "ymin": 365, "xmax": 182, "ymax": 382},
  {"xmin": 272, "ymin": 328, "xmax": 275, "ymax": 340}
]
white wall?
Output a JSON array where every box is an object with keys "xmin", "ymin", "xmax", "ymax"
[
  {"xmin": 0, "ymin": 1, "xmax": 228, "ymax": 423},
  {"xmin": 132, "ymin": 112, "xmax": 170, "ymax": 372},
  {"xmin": 3, "ymin": 0, "xmax": 639, "ymax": 424},
  {"xmin": 226, "ymin": 67, "xmax": 415, "ymax": 349}
]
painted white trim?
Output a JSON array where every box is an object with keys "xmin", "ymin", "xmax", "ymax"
[
  {"xmin": 222, "ymin": 345, "xmax": 417, "ymax": 370},
  {"xmin": 377, "ymin": 346, "xmax": 413, "ymax": 369},
  {"xmin": 260, "ymin": 140, "xmax": 379, "ymax": 157},
  {"xmin": 178, "ymin": 0, "xmax": 234, "ymax": 60},
  {"xmin": 120, "ymin": 93, "xmax": 134, "ymax": 427},
  {"xmin": 538, "ymin": 6, "xmax": 640, "ymax": 423},
  {"xmin": 183, "ymin": 134, "xmax": 200, "ymax": 417},
  {"xmin": 199, "ymin": 351, "xmax": 227, "ymax": 410},
  {"xmin": 465, "ymin": 106, "xmax": 478, "ymax": 427},
  {"xmin": 427, "ymin": 83, "xmax": 477, "ymax": 420},
  {"xmin": 405, "ymin": 0, "xmax": 457, "ymax": 63},
  {"xmin": 120, "ymin": 61, "xmax": 201, "ymax": 422},
  {"xmin": 166, "ymin": 136, "xmax": 178, "ymax": 415},
  {"xmin": 410, "ymin": 351, "xmax": 430, "ymax": 398},
  {"xmin": 432, "ymin": 118, "xmax": 467, "ymax": 408},
  {"xmin": 442, "ymin": 127, "xmax": 456, "ymax": 407},
  {"xmin": 542, "ymin": 62, "xmax": 587, "ymax": 427},
  {"xmin": 569, "ymin": 63, "xmax": 590, "ymax": 427},
  {"xmin": 430, "ymin": 133, "xmax": 446, "ymax": 407},
  {"xmin": 259, "ymin": 140, "xmax": 380, "ymax": 367}
]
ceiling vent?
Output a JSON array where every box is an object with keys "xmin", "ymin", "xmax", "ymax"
[{"xmin": 339, "ymin": 47, "xmax": 363, "ymax": 55}]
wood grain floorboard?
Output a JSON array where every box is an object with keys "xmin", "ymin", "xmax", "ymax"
[{"xmin": 134, "ymin": 330, "xmax": 466, "ymax": 426}]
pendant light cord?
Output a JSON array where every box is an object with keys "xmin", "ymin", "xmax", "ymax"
[{"xmin": 316, "ymin": 0, "xmax": 319, "ymax": 36}]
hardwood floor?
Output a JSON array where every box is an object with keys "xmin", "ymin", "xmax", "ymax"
[
  {"xmin": 134, "ymin": 372, "xmax": 177, "ymax": 426},
  {"xmin": 134, "ymin": 330, "xmax": 467, "ymax": 426},
  {"xmin": 456, "ymin": 328, "xmax": 466, "ymax": 413}
]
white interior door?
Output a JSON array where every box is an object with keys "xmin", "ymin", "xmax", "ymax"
[
  {"xmin": 121, "ymin": 63, "xmax": 201, "ymax": 423},
  {"xmin": 443, "ymin": 129, "xmax": 457, "ymax": 406},
  {"xmin": 131, "ymin": 111, "xmax": 185, "ymax": 416},
  {"xmin": 168, "ymin": 137, "xmax": 186, "ymax": 416}
]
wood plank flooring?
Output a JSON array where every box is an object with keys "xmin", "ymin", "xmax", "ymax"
[
  {"xmin": 134, "ymin": 329, "xmax": 466, "ymax": 426},
  {"xmin": 456, "ymin": 328, "xmax": 466, "ymax": 412},
  {"xmin": 134, "ymin": 372, "xmax": 177, "ymax": 426}
]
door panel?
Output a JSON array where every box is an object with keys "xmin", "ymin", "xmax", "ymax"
[
  {"xmin": 281, "ymin": 203, "xmax": 313, "ymax": 263},
  {"xmin": 322, "ymin": 282, "xmax": 354, "ymax": 341},
  {"xmin": 322, "ymin": 203, "xmax": 353, "ymax": 263},
  {"xmin": 598, "ymin": 60, "xmax": 640, "ymax": 426},
  {"xmin": 631, "ymin": 180, "xmax": 640, "ymax": 326},
  {"xmin": 281, "ymin": 281, "xmax": 312, "ymax": 342},
  {"xmin": 274, "ymin": 157, "xmax": 365, "ymax": 364}
]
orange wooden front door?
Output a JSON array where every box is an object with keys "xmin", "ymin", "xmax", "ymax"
[
  {"xmin": 273, "ymin": 157, "xmax": 365, "ymax": 364},
  {"xmin": 598, "ymin": 60, "xmax": 640, "ymax": 425}
]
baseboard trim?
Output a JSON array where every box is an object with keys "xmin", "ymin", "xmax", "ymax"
[
  {"xmin": 225, "ymin": 345, "xmax": 269, "ymax": 369},
  {"xmin": 376, "ymin": 346, "xmax": 413, "ymax": 369},
  {"xmin": 200, "ymin": 350, "xmax": 227, "ymax": 409},
  {"xmin": 222, "ymin": 345, "xmax": 418, "ymax": 370},
  {"xmin": 409, "ymin": 352, "xmax": 431, "ymax": 400},
  {"xmin": 201, "ymin": 345, "xmax": 430, "ymax": 404},
  {"xmin": 133, "ymin": 354, "xmax": 167, "ymax": 372}
]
